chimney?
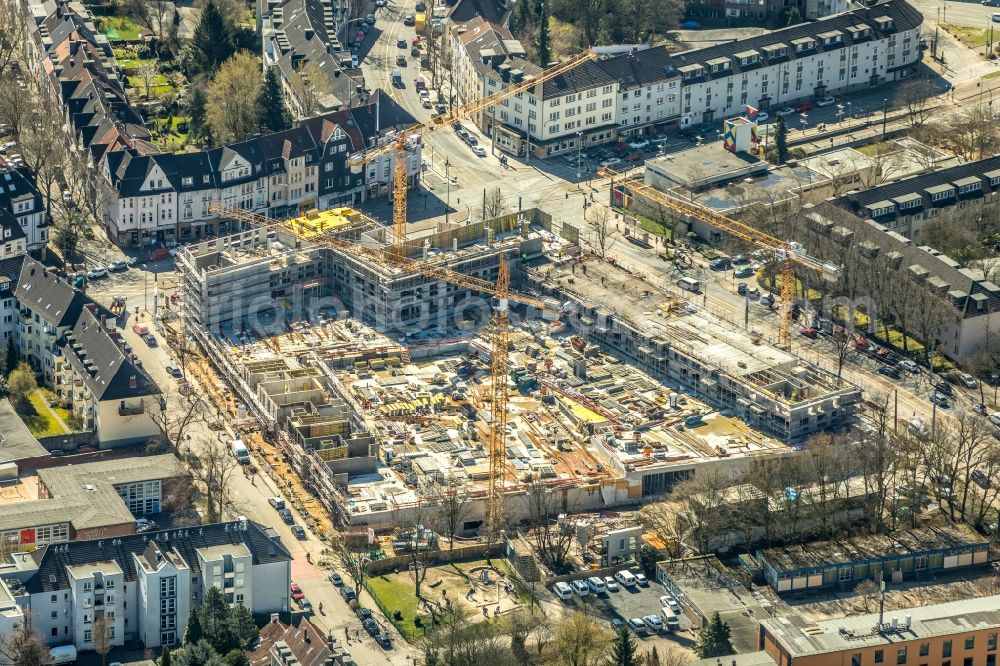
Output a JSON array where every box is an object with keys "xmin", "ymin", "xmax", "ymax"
[
  {"xmin": 128, "ymin": 375, "xmax": 137, "ymax": 389},
  {"xmin": 270, "ymin": 613, "xmax": 280, "ymax": 623}
]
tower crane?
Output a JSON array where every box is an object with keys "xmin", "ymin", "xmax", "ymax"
[
  {"xmin": 346, "ymin": 48, "xmax": 598, "ymax": 262},
  {"xmin": 599, "ymin": 169, "xmax": 841, "ymax": 348}
]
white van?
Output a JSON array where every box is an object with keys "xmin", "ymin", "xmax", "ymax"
[
  {"xmin": 552, "ymin": 581, "xmax": 573, "ymax": 601},
  {"xmin": 614, "ymin": 570, "xmax": 638, "ymax": 588},
  {"xmin": 677, "ymin": 276, "xmax": 701, "ymax": 293},
  {"xmin": 586, "ymin": 576, "xmax": 606, "ymax": 594},
  {"xmin": 570, "ymin": 579, "xmax": 590, "ymax": 598},
  {"xmin": 50, "ymin": 645, "xmax": 78, "ymax": 664},
  {"xmin": 661, "ymin": 607, "xmax": 681, "ymax": 631},
  {"xmin": 230, "ymin": 439, "xmax": 250, "ymax": 465}
]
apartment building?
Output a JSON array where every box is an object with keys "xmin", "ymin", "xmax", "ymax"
[
  {"xmin": 0, "ymin": 164, "xmax": 48, "ymax": 258},
  {"xmin": 102, "ymin": 92, "xmax": 419, "ymax": 247},
  {"xmin": 834, "ymin": 155, "xmax": 1000, "ymax": 242},
  {"xmin": 12, "ymin": 520, "xmax": 292, "ymax": 651},
  {"xmin": 259, "ymin": 0, "xmax": 357, "ymax": 118},
  {"xmin": 802, "ymin": 201, "xmax": 1000, "ymax": 362},
  {"xmin": 684, "ymin": 0, "xmax": 853, "ymax": 24},
  {"xmin": 0, "ymin": 579, "xmax": 25, "ymax": 640},
  {"xmin": 760, "ymin": 595, "xmax": 1000, "ymax": 666},
  {"xmin": 452, "ymin": 0, "xmax": 922, "ymax": 157},
  {"xmin": 0, "ymin": 255, "xmax": 161, "ymax": 445}
]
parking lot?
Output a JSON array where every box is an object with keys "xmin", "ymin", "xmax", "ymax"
[{"xmin": 555, "ymin": 577, "xmax": 695, "ymax": 649}]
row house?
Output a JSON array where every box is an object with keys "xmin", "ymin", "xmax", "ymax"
[
  {"xmin": 0, "ymin": 165, "xmax": 48, "ymax": 258},
  {"xmin": 102, "ymin": 92, "xmax": 419, "ymax": 248},
  {"xmin": 452, "ymin": 0, "xmax": 922, "ymax": 157},
  {"xmin": 683, "ymin": 0, "xmax": 851, "ymax": 25},
  {"xmin": 10, "ymin": 520, "xmax": 292, "ymax": 651}
]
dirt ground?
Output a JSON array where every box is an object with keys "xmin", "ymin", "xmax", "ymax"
[{"xmin": 415, "ymin": 560, "xmax": 525, "ymax": 619}]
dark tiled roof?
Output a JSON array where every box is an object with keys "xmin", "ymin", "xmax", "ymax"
[
  {"xmin": 835, "ymin": 155, "xmax": 1000, "ymax": 214},
  {"xmin": 27, "ymin": 520, "xmax": 292, "ymax": 593},
  {"xmin": 61, "ymin": 305, "xmax": 158, "ymax": 400},
  {"xmin": 450, "ymin": 0, "xmax": 511, "ymax": 26},
  {"xmin": 0, "ymin": 397, "xmax": 48, "ymax": 464},
  {"xmin": 13, "ymin": 256, "xmax": 89, "ymax": 327},
  {"xmin": 0, "ymin": 166, "xmax": 43, "ymax": 214},
  {"xmin": 250, "ymin": 617, "xmax": 335, "ymax": 666}
]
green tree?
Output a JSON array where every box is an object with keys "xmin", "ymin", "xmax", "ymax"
[
  {"xmin": 7, "ymin": 362, "xmax": 36, "ymax": 411},
  {"xmin": 200, "ymin": 586, "xmax": 237, "ymax": 653},
  {"xmin": 160, "ymin": 646, "xmax": 172, "ymax": 666},
  {"xmin": 189, "ymin": 0, "xmax": 234, "ymax": 76},
  {"xmin": 222, "ymin": 649, "xmax": 250, "ymax": 666},
  {"xmin": 227, "ymin": 603, "xmax": 258, "ymax": 650},
  {"xmin": 774, "ymin": 115, "xmax": 789, "ymax": 164},
  {"xmin": 536, "ymin": 3, "xmax": 550, "ymax": 66},
  {"xmin": 645, "ymin": 646, "xmax": 661, "ymax": 666},
  {"xmin": 257, "ymin": 66, "xmax": 291, "ymax": 133},
  {"xmin": 608, "ymin": 623, "xmax": 639, "ymax": 666},
  {"xmin": 206, "ymin": 52, "xmax": 263, "ymax": 143},
  {"xmin": 695, "ymin": 612, "xmax": 734, "ymax": 659},
  {"xmin": 186, "ymin": 85, "xmax": 209, "ymax": 144},
  {"xmin": 6, "ymin": 334, "xmax": 18, "ymax": 373},
  {"xmin": 183, "ymin": 605, "xmax": 204, "ymax": 645},
  {"xmin": 171, "ymin": 639, "xmax": 222, "ymax": 666}
]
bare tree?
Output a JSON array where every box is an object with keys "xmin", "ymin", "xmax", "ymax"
[
  {"xmin": 543, "ymin": 611, "xmax": 612, "ymax": 666},
  {"xmin": 429, "ymin": 478, "xmax": 472, "ymax": 560},
  {"xmin": 522, "ymin": 479, "xmax": 575, "ymax": 571},
  {"xmin": 671, "ymin": 469, "xmax": 733, "ymax": 553},
  {"xmin": 586, "ymin": 205, "xmax": 616, "ymax": 258},
  {"xmin": 859, "ymin": 143, "xmax": 905, "ymax": 188},
  {"xmin": 855, "ymin": 579, "xmax": 880, "ymax": 612},
  {"xmin": 909, "ymin": 289, "xmax": 951, "ymax": 370},
  {"xmin": 187, "ymin": 438, "xmax": 239, "ymax": 522},
  {"xmin": 92, "ymin": 614, "xmax": 113, "ymax": 666},
  {"xmin": 896, "ymin": 78, "xmax": 935, "ymax": 128},
  {"xmin": 502, "ymin": 609, "xmax": 543, "ymax": 663},
  {"xmin": 479, "ymin": 187, "xmax": 509, "ymax": 222},
  {"xmin": 136, "ymin": 62, "xmax": 160, "ymax": 100},
  {"xmin": 946, "ymin": 104, "xmax": 1000, "ymax": 161},
  {"xmin": 398, "ymin": 504, "xmax": 437, "ymax": 598},
  {"xmin": 0, "ymin": 0, "xmax": 27, "ymax": 81},
  {"xmin": 0, "ymin": 618, "xmax": 53, "ymax": 666},
  {"xmin": 288, "ymin": 61, "xmax": 334, "ymax": 119},
  {"xmin": 333, "ymin": 539, "xmax": 369, "ymax": 598},
  {"xmin": 150, "ymin": 387, "xmax": 207, "ymax": 453},
  {"xmin": 0, "ymin": 75, "xmax": 33, "ymax": 140}
]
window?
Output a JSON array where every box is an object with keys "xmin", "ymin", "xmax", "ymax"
[
  {"xmin": 852, "ymin": 655, "xmax": 862, "ymax": 666},
  {"xmin": 839, "ymin": 568, "xmax": 852, "ymax": 581},
  {"xmin": 944, "ymin": 640, "xmax": 953, "ymax": 658},
  {"xmin": 897, "ymin": 647, "xmax": 907, "ymax": 665},
  {"xmin": 920, "ymin": 644, "xmax": 929, "ymax": 657},
  {"xmin": 989, "ymin": 633, "xmax": 997, "ymax": 651},
  {"xmin": 964, "ymin": 660, "xmax": 974, "ymax": 666},
  {"xmin": 967, "ymin": 638, "xmax": 976, "ymax": 650},
  {"xmin": 84, "ymin": 630, "xmax": 92, "ymax": 642},
  {"xmin": 83, "ymin": 582, "xmax": 92, "ymax": 592},
  {"xmin": 876, "ymin": 649, "xmax": 884, "ymax": 664},
  {"xmin": 51, "ymin": 611, "xmax": 57, "ymax": 619},
  {"xmin": 51, "ymin": 627, "xmax": 58, "ymax": 637}
]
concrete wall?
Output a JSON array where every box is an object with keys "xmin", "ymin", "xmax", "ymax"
[
  {"xmin": 252, "ymin": 559, "xmax": 292, "ymax": 614},
  {"xmin": 94, "ymin": 399, "xmax": 160, "ymax": 448}
]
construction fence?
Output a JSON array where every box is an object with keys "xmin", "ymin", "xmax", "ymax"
[{"xmin": 365, "ymin": 543, "xmax": 503, "ymax": 576}]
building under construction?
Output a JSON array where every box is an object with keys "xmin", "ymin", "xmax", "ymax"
[{"xmin": 176, "ymin": 208, "xmax": 861, "ymax": 529}]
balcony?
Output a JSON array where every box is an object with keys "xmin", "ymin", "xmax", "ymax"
[{"xmin": 119, "ymin": 403, "xmax": 145, "ymax": 416}]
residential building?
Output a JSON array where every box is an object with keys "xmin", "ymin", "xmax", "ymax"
[
  {"xmin": 102, "ymin": 92, "xmax": 418, "ymax": 247},
  {"xmin": 11, "ymin": 520, "xmax": 292, "ymax": 650},
  {"xmin": 453, "ymin": 0, "xmax": 922, "ymax": 157},
  {"xmin": 0, "ymin": 164, "xmax": 48, "ymax": 258},
  {"xmin": 759, "ymin": 595, "xmax": 1000, "ymax": 666},
  {"xmin": 756, "ymin": 525, "xmax": 989, "ymax": 593},
  {"xmin": 0, "ymin": 255, "xmax": 161, "ymax": 445},
  {"xmin": 683, "ymin": 0, "xmax": 853, "ymax": 25},
  {"xmin": 251, "ymin": 615, "xmax": 357, "ymax": 665},
  {"xmin": 259, "ymin": 0, "xmax": 358, "ymax": 118},
  {"xmin": 833, "ymin": 154, "xmax": 1000, "ymax": 242},
  {"xmin": 0, "ymin": 578, "xmax": 25, "ymax": 640},
  {"xmin": 0, "ymin": 455, "xmax": 183, "ymax": 551},
  {"xmin": 801, "ymin": 202, "xmax": 1000, "ymax": 362}
]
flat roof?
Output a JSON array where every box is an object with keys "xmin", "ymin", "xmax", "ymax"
[
  {"xmin": 763, "ymin": 595, "xmax": 1000, "ymax": 657},
  {"xmin": 0, "ymin": 398, "xmax": 48, "ymax": 463},
  {"xmin": 758, "ymin": 525, "xmax": 986, "ymax": 573},
  {"xmin": 646, "ymin": 144, "xmax": 767, "ymax": 188}
]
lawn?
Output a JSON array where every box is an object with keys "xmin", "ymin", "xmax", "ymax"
[
  {"xmin": 127, "ymin": 74, "xmax": 175, "ymax": 99},
  {"xmin": 366, "ymin": 575, "xmax": 428, "ymax": 642},
  {"xmin": 857, "ymin": 141, "xmax": 896, "ymax": 157},
  {"xmin": 985, "ymin": 70, "xmax": 1000, "ymax": 80},
  {"xmin": 941, "ymin": 23, "xmax": 989, "ymax": 49},
  {"xmin": 99, "ymin": 16, "xmax": 143, "ymax": 42},
  {"xmin": 23, "ymin": 389, "xmax": 71, "ymax": 438}
]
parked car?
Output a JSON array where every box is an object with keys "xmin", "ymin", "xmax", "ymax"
[
  {"xmin": 603, "ymin": 576, "xmax": 619, "ymax": 592},
  {"xmin": 643, "ymin": 615, "xmax": 664, "ymax": 633},
  {"xmin": 268, "ymin": 496, "xmax": 285, "ymax": 510},
  {"xmin": 627, "ymin": 618, "xmax": 648, "ymax": 635},
  {"xmin": 972, "ymin": 469, "xmax": 991, "ymax": 489},
  {"xmin": 816, "ymin": 96, "xmax": 836, "ymax": 107},
  {"xmin": 290, "ymin": 583, "xmax": 305, "ymax": 601},
  {"xmin": 570, "ymin": 579, "xmax": 590, "ymax": 598},
  {"xmin": 165, "ymin": 365, "xmax": 182, "ymax": 378},
  {"xmin": 108, "ymin": 260, "xmax": 129, "ymax": 272},
  {"xmin": 800, "ymin": 326, "xmax": 818, "ymax": 339},
  {"xmin": 278, "ymin": 508, "xmax": 294, "ymax": 524},
  {"xmin": 755, "ymin": 111, "xmax": 769, "ymax": 122},
  {"xmin": 340, "ymin": 587, "xmax": 358, "ymax": 602},
  {"xmin": 878, "ymin": 366, "xmax": 902, "ymax": 379},
  {"xmin": 135, "ymin": 518, "xmax": 157, "ymax": 533},
  {"xmin": 776, "ymin": 106, "xmax": 796, "ymax": 117},
  {"xmin": 363, "ymin": 618, "xmax": 379, "ymax": 636},
  {"xmin": 396, "ymin": 38, "xmax": 407, "ymax": 49},
  {"xmin": 147, "ymin": 247, "xmax": 169, "ymax": 261},
  {"xmin": 934, "ymin": 381, "xmax": 954, "ymax": 396},
  {"xmin": 733, "ymin": 266, "xmax": 754, "ymax": 279},
  {"xmin": 292, "ymin": 525, "xmax": 307, "ymax": 539},
  {"xmin": 898, "ymin": 359, "xmax": 919, "ymax": 373},
  {"xmin": 634, "ymin": 573, "xmax": 649, "ymax": 586},
  {"xmin": 599, "ymin": 157, "xmax": 622, "ymax": 167},
  {"xmin": 403, "ymin": 14, "xmax": 415, "ymax": 25},
  {"xmin": 960, "ymin": 373, "xmax": 978, "ymax": 389},
  {"xmin": 472, "ymin": 145, "xmax": 486, "ymax": 157},
  {"xmin": 356, "ymin": 607, "xmax": 373, "ymax": 621},
  {"xmin": 930, "ymin": 392, "xmax": 951, "ymax": 408},
  {"xmin": 795, "ymin": 101, "xmax": 813, "ymax": 112},
  {"xmin": 659, "ymin": 594, "xmax": 681, "ymax": 612},
  {"xmin": 709, "ymin": 257, "xmax": 731, "ymax": 271},
  {"xmin": 611, "ymin": 618, "xmax": 624, "ymax": 631},
  {"xmin": 86, "ymin": 266, "xmax": 108, "ymax": 279},
  {"xmin": 628, "ymin": 139, "xmax": 650, "ymax": 150},
  {"xmin": 376, "ymin": 632, "xmax": 392, "ymax": 649},
  {"xmin": 143, "ymin": 334, "xmax": 157, "ymax": 347},
  {"xmin": 328, "ymin": 572, "xmax": 344, "ymax": 587}
]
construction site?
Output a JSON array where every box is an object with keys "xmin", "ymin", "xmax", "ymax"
[{"xmin": 176, "ymin": 199, "xmax": 862, "ymax": 533}]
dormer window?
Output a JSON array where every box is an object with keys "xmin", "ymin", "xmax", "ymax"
[{"xmin": 181, "ymin": 177, "xmax": 192, "ymax": 186}]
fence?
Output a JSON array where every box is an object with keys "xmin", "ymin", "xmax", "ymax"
[{"xmin": 365, "ymin": 543, "xmax": 503, "ymax": 576}]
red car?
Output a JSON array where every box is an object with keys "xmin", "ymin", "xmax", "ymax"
[
  {"xmin": 800, "ymin": 326, "xmax": 818, "ymax": 339},
  {"xmin": 147, "ymin": 247, "xmax": 169, "ymax": 261},
  {"xmin": 795, "ymin": 101, "xmax": 813, "ymax": 113},
  {"xmin": 290, "ymin": 583, "xmax": 304, "ymax": 601}
]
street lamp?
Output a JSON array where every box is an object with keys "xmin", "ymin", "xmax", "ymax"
[
  {"xmin": 576, "ymin": 131, "xmax": 583, "ymax": 188},
  {"xmin": 881, "ymin": 98, "xmax": 888, "ymax": 138},
  {"xmin": 836, "ymin": 103, "xmax": 844, "ymax": 124},
  {"xmin": 799, "ymin": 112, "xmax": 808, "ymax": 133},
  {"xmin": 444, "ymin": 159, "xmax": 451, "ymax": 224},
  {"xmin": 142, "ymin": 264, "xmax": 148, "ymax": 313}
]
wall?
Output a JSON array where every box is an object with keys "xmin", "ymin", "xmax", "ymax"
[
  {"xmin": 94, "ymin": 399, "xmax": 160, "ymax": 448},
  {"xmin": 252, "ymin": 559, "xmax": 292, "ymax": 614}
]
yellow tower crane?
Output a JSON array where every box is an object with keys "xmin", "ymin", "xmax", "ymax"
[
  {"xmin": 600, "ymin": 169, "xmax": 841, "ymax": 348},
  {"xmin": 346, "ymin": 48, "xmax": 597, "ymax": 262}
]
